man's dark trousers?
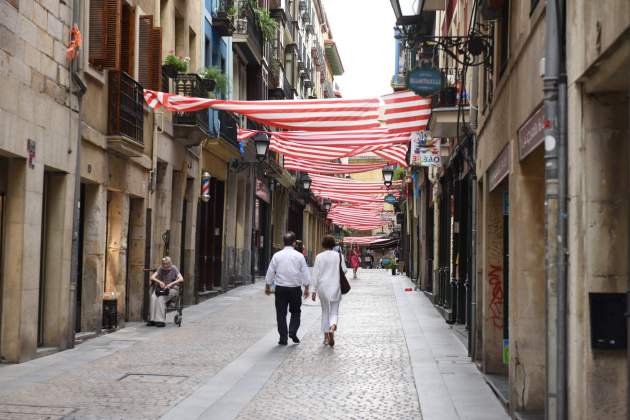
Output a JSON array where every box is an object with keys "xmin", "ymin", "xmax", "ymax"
[{"xmin": 274, "ymin": 285, "xmax": 302, "ymax": 341}]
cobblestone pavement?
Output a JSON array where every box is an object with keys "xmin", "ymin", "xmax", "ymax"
[
  {"xmin": 235, "ymin": 271, "xmax": 422, "ymax": 420},
  {"xmin": 0, "ymin": 270, "xmax": 507, "ymax": 420}
]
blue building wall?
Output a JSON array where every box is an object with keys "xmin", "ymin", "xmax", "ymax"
[{"xmin": 203, "ymin": 0, "xmax": 231, "ymax": 136}]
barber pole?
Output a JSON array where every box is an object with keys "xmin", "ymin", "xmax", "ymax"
[{"xmin": 201, "ymin": 172, "xmax": 211, "ymax": 202}]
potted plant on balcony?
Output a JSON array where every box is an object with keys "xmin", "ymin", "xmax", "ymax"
[
  {"xmin": 202, "ymin": 66, "xmax": 228, "ymax": 97},
  {"xmin": 163, "ymin": 53, "xmax": 189, "ymax": 78}
]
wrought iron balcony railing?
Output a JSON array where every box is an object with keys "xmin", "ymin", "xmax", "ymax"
[
  {"xmin": 431, "ymin": 68, "xmax": 470, "ymax": 109},
  {"xmin": 218, "ymin": 110, "xmax": 239, "ymax": 149},
  {"xmin": 213, "ymin": 0, "xmax": 236, "ymax": 37},
  {"xmin": 235, "ymin": 0, "xmax": 263, "ymax": 55},
  {"xmin": 173, "ymin": 74, "xmax": 210, "ymax": 145},
  {"xmin": 108, "ymin": 70, "xmax": 144, "ymax": 145}
]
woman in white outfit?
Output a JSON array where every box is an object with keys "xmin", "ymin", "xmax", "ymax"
[{"xmin": 311, "ymin": 235, "xmax": 348, "ymax": 346}]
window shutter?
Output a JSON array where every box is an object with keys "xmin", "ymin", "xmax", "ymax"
[
  {"xmin": 149, "ymin": 27, "xmax": 162, "ymax": 91},
  {"xmin": 138, "ymin": 16, "xmax": 153, "ymax": 88},
  {"xmin": 120, "ymin": 5, "xmax": 135, "ymax": 75},
  {"xmin": 89, "ymin": 0, "xmax": 106, "ymax": 66},
  {"xmin": 89, "ymin": 0, "xmax": 121, "ymax": 69},
  {"xmin": 102, "ymin": 0, "xmax": 122, "ymax": 69}
]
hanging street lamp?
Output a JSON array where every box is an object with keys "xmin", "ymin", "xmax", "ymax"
[
  {"xmin": 323, "ymin": 199, "xmax": 332, "ymax": 212},
  {"xmin": 382, "ymin": 165, "xmax": 395, "ymax": 186},
  {"xmin": 253, "ymin": 132, "xmax": 270, "ymax": 161},
  {"xmin": 301, "ymin": 173, "xmax": 312, "ymax": 191},
  {"xmin": 200, "ymin": 171, "xmax": 211, "ymax": 202}
]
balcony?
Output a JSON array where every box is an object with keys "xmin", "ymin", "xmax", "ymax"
[
  {"xmin": 107, "ymin": 70, "xmax": 144, "ymax": 157},
  {"xmin": 233, "ymin": 0, "xmax": 263, "ymax": 64},
  {"xmin": 173, "ymin": 74, "xmax": 210, "ymax": 146},
  {"xmin": 212, "ymin": 0, "xmax": 235, "ymax": 37},
  {"xmin": 217, "ymin": 110, "xmax": 239, "ymax": 149},
  {"xmin": 269, "ymin": 0, "xmax": 293, "ymax": 36},
  {"xmin": 428, "ymin": 69, "xmax": 470, "ymax": 139}
]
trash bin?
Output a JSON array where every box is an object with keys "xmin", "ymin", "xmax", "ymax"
[{"xmin": 103, "ymin": 292, "xmax": 118, "ymax": 330}]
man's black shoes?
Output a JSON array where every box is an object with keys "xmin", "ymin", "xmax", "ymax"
[
  {"xmin": 289, "ymin": 334, "xmax": 300, "ymax": 344},
  {"xmin": 278, "ymin": 339, "xmax": 288, "ymax": 345},
  {"xmin": 146, "ymin": 321, "xmax": 156, "ymax": 326},
  {"xmin": 156, "ymin": 322, "xmax": 166, "ymax": 327}
]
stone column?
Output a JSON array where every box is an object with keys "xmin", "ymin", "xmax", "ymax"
[
  {"xmin": 182, "ymin": 178, "xmax": 197, "ymax": 304},
  {"xmin": 105, "ymin": 191, "xmax": 130, "ymax": 319},
  {"xmin": 127, "ymin": 197, "xmax": 146, "ymax": 321},
  {"xmin": 81, "ymin": 184, "xmax": 107, "ymax": 333},
  {"xmin": 242, "ymin": 170, "xmax": 255, "ymax": 283},
  {"xmin": 222, "ymin": 171, "xmax": 238, "ymax": 289},
  {"xmin": 508, "ymin": 147, "xmax": 546, "ymax": 411},
  {"xmin": 154, "ymin": 162, "xmax": 173, "ymax": 261},
  {"xmin": 169, "ymin": 170, "xmax": 185, "ymax": 267},
  {"xmin": 1, "ymin": 159, "xmax": 43, "ymax": 362},
  {"xmin": 42, "ymin": 173, "xmax": 74, "ymax": 347}
]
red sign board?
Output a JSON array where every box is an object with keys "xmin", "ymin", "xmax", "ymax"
[{"xmin": 518, "ymin": 106, "xmax": 545, "ymax": 160}]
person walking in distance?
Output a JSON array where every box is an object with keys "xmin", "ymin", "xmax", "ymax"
[
  {"xmin": 312, "ymin": 235, "xmax": 348, "ymax": 347},
  {"xmin": 349, "ymin": 243, "xmax": 361, "ymax": 279},
  {"xmin": 265, "ymin": 232, "xmax": 311, "ymax": 345}
]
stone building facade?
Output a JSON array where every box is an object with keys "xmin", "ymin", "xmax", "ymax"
[{"xmin": 0, "ymin": 0, "xmax": 79, "ymax": 362}]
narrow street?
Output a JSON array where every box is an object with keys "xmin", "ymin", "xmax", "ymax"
[{"xmin": 0, "ymin": 270, "xmax": 506, "ymax": 420}]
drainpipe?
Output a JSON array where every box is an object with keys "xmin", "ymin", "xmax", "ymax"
[
  {"xmin": 544, "ymin": 0, "xmax": 567, "ymax": 418},
  {"xmin": 468, "ymin": 64, "xmax": 479, "ymax": 358},
  {"xmin": 68, "ymin": 0, "xmax": 87, "ymax": 348}
]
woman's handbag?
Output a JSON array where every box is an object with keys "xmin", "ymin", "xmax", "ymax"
[
  {"xmin": 154, "ymin": 285, "xmax": 170, "ymax": 297},
  {"xmin": 339, "ymin": 254, "xmax": 351, "ymax": 295}
]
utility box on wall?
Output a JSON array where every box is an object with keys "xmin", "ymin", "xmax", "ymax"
[{"xmin": 589, "ymin": 292, "xmax": 627, "ymax": 349}]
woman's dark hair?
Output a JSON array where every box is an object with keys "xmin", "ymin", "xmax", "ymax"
[
  {"xmin": 322, "ymin": 235, "xmax": 336, "ymax": 250},
  {"xmin": 294, "ymin": 240, "xmax": 304, "ymax": 253}
]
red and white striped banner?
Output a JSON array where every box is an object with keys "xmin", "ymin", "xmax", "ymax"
[
  {"xmin": 283, "ymin": 157, "xmax": 388, "ymax": 175},
  {"xmin": 342, "ymin": 236, "xmax": 390, "ymax": 245},
  {"xmin": 144, "ymin": 89, "xmax": 430, "ymax": 134},
  {"xmin": 381, "ymin": 90, "xmax": 432, "ymax": 133}
]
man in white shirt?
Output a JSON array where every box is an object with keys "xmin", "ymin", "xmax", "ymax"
[{"xmin": 265, "ymin": 231, "xmax": 311, "ymax": 345}]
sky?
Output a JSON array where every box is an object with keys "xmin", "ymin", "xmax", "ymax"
[{"xmin": 321, "ymin": 0, "xmax": 397, "ymax": 99}]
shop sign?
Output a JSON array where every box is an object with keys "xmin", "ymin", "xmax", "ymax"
[
  {"xmin": 384, "ymin": 194, "xmax": 398, "ymax": 204},
  {"xmin": 518, "ymin": 106, "xmax": 545, "ymax": 160},
  {"xmin": 407, "ymin": 66, "xmax": 443, "ymax": 96},
  {"xmin": 256, "ymin": 179, "xmax": 270, "ymax": 203},
  {"xmin": 488, "ymin": 144, "xmax": 510, "ymax": 192},
  {"xmin": 410, "ymin": 132, "xmax": 441, "ymax": 167}
]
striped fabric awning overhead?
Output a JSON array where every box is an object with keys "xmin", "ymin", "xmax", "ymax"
[
  {"xmin": 310, "ymin": 173, "xmax": 403, "ymax": 191},
  {"xmin": 283, "ymin": 157, "xmax": 388, "ymax": 175},
  {"xmin": 270, "ymin": 139, "xmax": 409, "ymax": 166},
  {"xmin": 144, "ymin": 89, "xmax": 429, "ymax": 133},
  {"xmin": 381, "ymin": 90, "xmax": 432, "ymax": 133},
  {"xmin": 342, "ymin": 236, "xmax": 389, "ymax": 245}
]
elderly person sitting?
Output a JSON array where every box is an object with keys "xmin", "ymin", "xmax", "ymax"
[{"xmin": 147, "ymin": 256, "xmax": 183, "ymax": 327}]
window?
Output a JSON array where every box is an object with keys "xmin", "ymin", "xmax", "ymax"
[
  {"xmin": 496, "ymin": 0, "xmax": 510, "ymax": 79},
  {"xmin": 138, "ymin": 15, "xmax": 162, "ymax": 90},
  {"xmin": 89, "ymin": 0, "xmax": 122, "ymax": 69}
]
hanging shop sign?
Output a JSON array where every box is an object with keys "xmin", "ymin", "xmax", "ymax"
[
  {"xmin": 407, "ymin": 65, "xmax": 443, "ymax": 96},
  {"xmin": 488, "ymin": 143, "xmax": 510, "ymax": 192},
  {"xmin": 518, "ymin": 105, "xmax": 545, "ymax": 160},
  {"xmin": 410, "ymin": 131, "xmax": 442, "ymax": 167},
  {"xmin": 256, "ymin": 179, "xmax": 270, "ymax": 203},
  {"xmin": 384, "ymin": 194, "xmax": 398, "ymax": 204}
]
